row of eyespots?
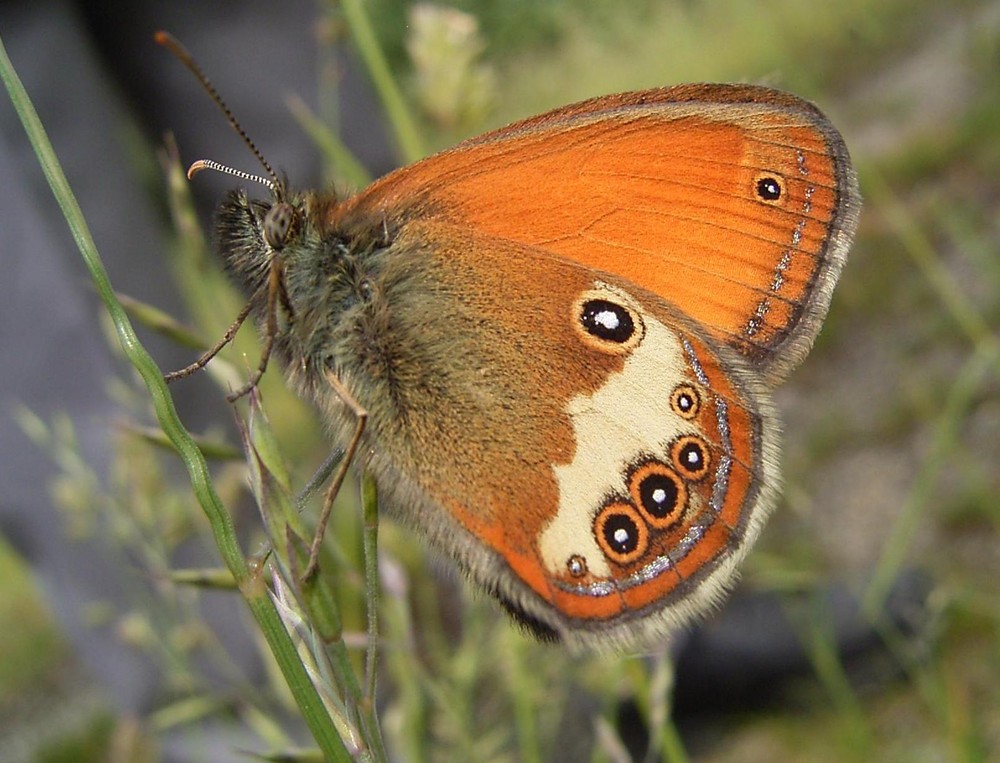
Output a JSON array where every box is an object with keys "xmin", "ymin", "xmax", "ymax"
[
  {"xmin": 590, "ymin": 433, "xmax": 712, "ymax": 568},
  {"xmin": 571, "ymin": 293, "xmax": 715, "ymax": 570}
]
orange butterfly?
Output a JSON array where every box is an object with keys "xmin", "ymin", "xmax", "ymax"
[{"xmin": 164, "ymin": 34, "xmax": 859, "ymax": 651}]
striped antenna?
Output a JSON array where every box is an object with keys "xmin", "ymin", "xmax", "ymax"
[{"xmin": 155, "ymin": 31, "xmax": 281, "ymax": 195}]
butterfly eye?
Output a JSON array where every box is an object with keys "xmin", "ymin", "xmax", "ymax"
[
  {"xmin": 264, "ymin": 201, "xmax": 297, "ymax": 250},
  {"xmin": 754, "ymin": 173, "xmax": 787, "ymax": 205},
  {"xmin": 629, "ymin": 462, "xmax": 687, "ymax": 529},
  {"xmin": 670, "ymin": 384, "xmax": 701, "ymax": 420},
  {"xmin": 573, "ymin": 292, "xmax": 644, "ymax": 354},
  {"xmin": 594, "ymin": 502, "xmax": 648, "ymax": 565},
  {"xmin": 670, "ymin": 435, "xmax": 711, "ymax": 481}
]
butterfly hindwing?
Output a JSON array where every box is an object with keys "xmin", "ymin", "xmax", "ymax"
[{"xmin": 294, "ymin": 219, "xmax": 779, "ymax": 649}]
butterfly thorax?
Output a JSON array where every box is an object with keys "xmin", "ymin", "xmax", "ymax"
[{"xmin": 216, "ymin": 188, "xmax": 448, "ymax": 434}]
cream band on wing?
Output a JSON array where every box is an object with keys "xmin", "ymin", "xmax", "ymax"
[{"xmin": 540, "ymin": 283, "xmax": 726, "ymax": 586}]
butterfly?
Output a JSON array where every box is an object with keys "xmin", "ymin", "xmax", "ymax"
[{"xmin": 163, "ymin": 34, "xmax": 860, "ymax": 651}]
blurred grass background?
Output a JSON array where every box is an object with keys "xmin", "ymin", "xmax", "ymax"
[{"xmin": 2, "ymin": 0, "xmax": 999, "ymax": 760}]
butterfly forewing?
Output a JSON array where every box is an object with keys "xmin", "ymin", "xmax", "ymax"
[{"xmin": 334, "ymin": 84, "xmax": 859, "ymax": 385}]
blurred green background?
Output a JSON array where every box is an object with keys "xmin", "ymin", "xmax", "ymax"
[{"xmin": 2, "ymin": 0, "xmax": 998, "ymax": 760}]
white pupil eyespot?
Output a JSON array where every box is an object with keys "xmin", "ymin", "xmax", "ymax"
[
  {"xmin": 652, "ymin": 488, "xmax": 666, "ymax": 504},
  {"xmin": 687, "ymin": 451, "xmax": 699, "ymax": 464},
  {"xmin": 613, "ymin": 528, "xmax": 630, "ymax": 544},
  {"xmin": 595, "ymin": 310, "xmax": 619, "ymax": 330}
]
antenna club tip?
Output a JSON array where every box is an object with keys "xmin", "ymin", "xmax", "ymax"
[
  {"xmin": 187, "ymin": 160, "xmax": 210, "ymax": 180},
  {"xmin": 155, "ymin": 30, "xmax": 192, "ymax": 62}
]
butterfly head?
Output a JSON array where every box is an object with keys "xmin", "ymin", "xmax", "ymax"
[{"xmin": 215, "ymin": 187, "xmax": 301, "ymax": 295}]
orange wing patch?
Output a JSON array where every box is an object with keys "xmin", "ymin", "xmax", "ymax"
[{"xmin": 339, "ymin": 85, "xmax": 859, "ymax": 384}]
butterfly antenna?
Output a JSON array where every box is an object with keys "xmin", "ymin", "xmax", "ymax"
[
  {"xmin": 155, "ymin": 31, "xmax": 281, "ymax": 194},
  {"xmin": 187, "ymin": 159, "xmax": 275, "ymax": 192}
]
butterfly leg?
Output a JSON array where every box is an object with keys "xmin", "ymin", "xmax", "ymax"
[
  {"xmin": 301, "ymin": 367, "xmax": 368, "ymax": 582},
  {"xmin": 163, "ymin": 298, "xmax": 254, "ymax": 383},
  {"xmin": 225, "ymin": 255, "xmax": 291, "ymax": 402}
]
